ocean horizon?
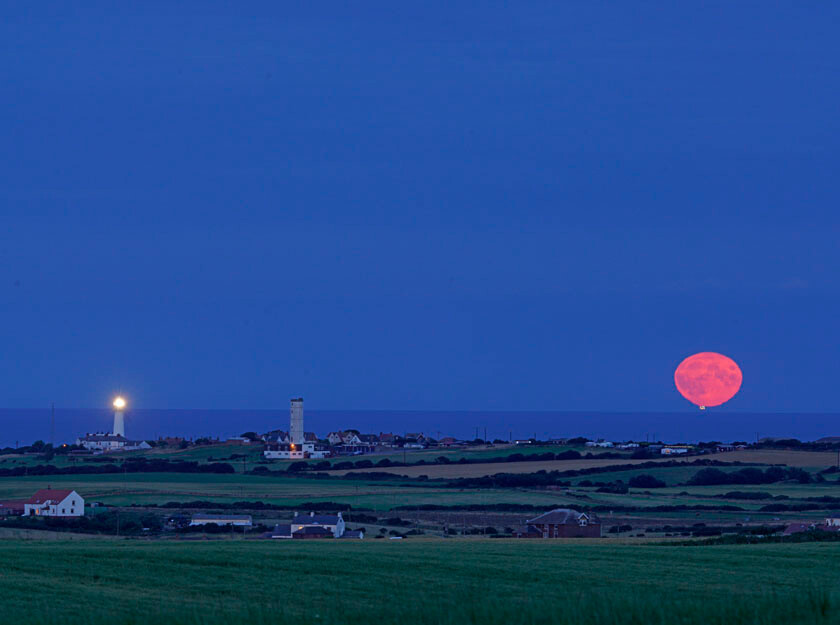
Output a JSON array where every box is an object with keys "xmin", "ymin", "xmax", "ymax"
[{"xmin": 0, "ymin": 408, "xmax": 836, "ymax": 448}]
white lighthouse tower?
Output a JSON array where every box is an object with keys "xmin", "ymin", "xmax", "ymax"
[
  {"xmin": 290, "ymin": 397, "xmax": 304, "ymax": 446},
  {"xmin": 112, "ymin": 396, "xmax": 126, "ymax": 437}
]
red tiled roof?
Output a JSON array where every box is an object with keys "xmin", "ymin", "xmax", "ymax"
[
  {"xmin": 27, "ymin": 489, "xmax": 74, "ymax": 505},
  {"xmin": 0, "ymin": 501, "xmax": 25, "ymax": 511}
]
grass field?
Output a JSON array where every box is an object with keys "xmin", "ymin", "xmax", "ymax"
[{"xmin": 0, "ymin": 539, "xmax": 836, "ymax": 624}]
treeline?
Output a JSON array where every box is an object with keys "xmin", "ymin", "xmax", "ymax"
[
  {"xmin": 668, "ymin": 529, "xmax": 840, "ymax": 546},
  {"xmin": 437, "ymin": 459, "xmax": 745, "ymax": 489},
  {"xmin": 0, "ymin": 511, "xmax": 163, "ymax": 535},
  {"xmin": 0, "ymin": 458, "xmax": 235, "ymax": 477},
  {"xmin": 687, "ymin": 466, "xmax": 814, "ymax": 486},
  {"xmin": 147, "ymin": 500, "xmax": 353, "ymax": 511},
  {"xmin": 278, "ymin": 449, "xmax": 628, "ymax": 473}
]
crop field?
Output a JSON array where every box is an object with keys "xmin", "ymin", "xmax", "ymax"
[
  {"xmin": 327, "ymin": 454, "xmax": 711, "ymax": 478},
  {"xmin": 0, "ymin": 539, "xmax": 837, "ymax": 624}
]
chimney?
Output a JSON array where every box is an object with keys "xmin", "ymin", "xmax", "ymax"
[
  {"xmin": 310, "ymin": 511, "xmax": 314, "ymax": 517},
  {"xmin": 294, "ymin": 511, "xmax": 298, "ymax": 518}
]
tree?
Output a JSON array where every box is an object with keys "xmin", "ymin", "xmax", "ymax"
[{"xmin": 628, "ymin": 474, "xmax": 667, "ymax": 488}]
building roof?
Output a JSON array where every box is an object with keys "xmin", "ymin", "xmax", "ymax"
[
  {"xmin": 304, "ymin": 432, "xmax": 318, "ymax": 442},
  {"xmin": 513, "ymin": 524, "xmax": 541, "ymax": 536},
  {"xmin": 27, "ymin": 489, "xmax": 75, "ymax": 505},
  {"xmin": 526, "ymin": 508, "xmax": 596, "ymax": 525},
  {"xmin": 80, "ymin": 434, "xmax": 130, "ymax": 442},
  {"xmin": 0, "ymin": 501, "xmax": 26, "ymax": 511},
  {"xmin": 359, "ymin": 434, "xmax": 379, "ymax": 443},
  {"xmin": 271, "ymin": 524, "xmax": 293, "ymax": 537},
  {"xmin": 303, "ymin": 514, "xmax": 341, "ymax": 525},
  {"xmin": 341, "ymin": 530, "xmax": 364, "ymax": 539}
]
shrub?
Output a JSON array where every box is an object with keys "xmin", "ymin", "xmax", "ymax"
[{"xmin": 628, "ymin": 474, "xmax": 667, "ymax": 488}]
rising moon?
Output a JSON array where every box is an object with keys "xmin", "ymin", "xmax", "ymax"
[{"xmin": 674, "ymin": 352, "xmax": 742, "ymax": 409}]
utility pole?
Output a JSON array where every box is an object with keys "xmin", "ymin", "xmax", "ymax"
[
  {"xmin": 484, "ymin": 427, "xmax": 487, "ymax": 445},
  {"xmin": 50, "ymin": 402, "xmax": 55, "ymax": 449}
]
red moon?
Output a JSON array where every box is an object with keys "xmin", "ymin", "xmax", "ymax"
[{"xmin": 674, "ymin": 352, "xmax": 742, "ymax": 409}]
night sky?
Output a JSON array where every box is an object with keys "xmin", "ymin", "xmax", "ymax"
[{"xmin": 2, "ymin": 2, "xmax": 838, "ymax": 414}]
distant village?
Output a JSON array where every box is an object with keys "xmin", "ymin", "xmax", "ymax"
[
  {"xmin": 70, "ymin": 396, "xmax": 759, "ymax": 459},
  {"xmin": 2, "ymin": 396, "xmax": 838, "ymax": 543}
]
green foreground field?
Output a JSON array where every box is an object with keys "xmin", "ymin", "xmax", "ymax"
[{"xmin": 0, "ymin": 539, "xmax": 837, "ymax": 625}]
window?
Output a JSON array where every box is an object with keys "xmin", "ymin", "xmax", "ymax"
[{"xmin": 62, "ymin": 509, "xmax": 66, "ymax": 513}]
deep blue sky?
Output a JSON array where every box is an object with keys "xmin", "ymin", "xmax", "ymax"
[{"xmin": 1, "ymin": 2, "xmax": 838, "ymax": 415}]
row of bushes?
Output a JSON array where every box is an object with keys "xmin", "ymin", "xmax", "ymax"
[
  {"xmin": 283, "ymin": 450, "xmax": 625, "ymax": 473},
  {"xmin": 148, "ymin": 500, "xmax": 354, "ymax": 511},
  {"xmin": 687, "ymin": 466, "xmax": 813, "ymax": 486},
  {"xmin": 0, "ymin": 459, "xmax": 235, "ymax": 477}
]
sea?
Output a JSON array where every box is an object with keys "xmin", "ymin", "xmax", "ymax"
[{"xmin": 0, "ymin": 409, "xmax": 836, "ymax": 448}]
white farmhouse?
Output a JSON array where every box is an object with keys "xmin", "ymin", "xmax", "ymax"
[
  {"xmin": 24, "ymin": 489, "xmax": 85, "ymax": 517},
  {"xmin": 76, "ymin": 434, "xmax": 151, "ymax": 452}
]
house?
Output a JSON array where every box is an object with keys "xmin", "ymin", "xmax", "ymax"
[
  {"xmin": 189, "ymin": 514, "xmax": 252, "ymax": 527},
  {"xmin": 379, "ymin": 432, "xmax": 396, "ymax": 446},
  {"xmin": 328, "ymin": 431, "xmax": 363, "ymax": 445},
  {"xmin": 826, "ymin": 518, "xmax": 840, "ymax": 527},
  {"xmin": 304, "ymin": 432, "xmax": 319, "ymax": 444},
  {"xmin": 341, "ymin": 529, "xmax": 365, "ymax": 539},
  {"xmin": 586, "ymin": 440, "xmax": 613, "ymax": 448},
  {"xmin": 0, "ymin": 501, "xmax": 25, "ymax": 516},
  {"xmin": 438, "ymin": 437, "xmax": 460, "ymax": 447},
  {"xmin": 226, "ymin": 437, "xmax": 252, "ymax": 445},
  {"xmin": 291, "ymin": 511, "xmax": 346, "ymax": 537},
  {"xmin": 24, "ymin": 489, "xmax": 85, "ymax": 517},
  {"xmin": 661, "ymin": 446, "xmax": 691, "ymax": 455},
  {"xmin": 263, "ymin": 430, "xmax": 290, "ymax": 444},
  {"xmin": 514, "ymin": 508, "xmax": 601, "ymax": 538},
  {"xmin": 159, "ymin": 436, "xmax": 185, "ymax": 447},
  {"xmin": 76, "ymin": 434, "xmax": 151, "ymax": 452},
  {"xmin": 405, "ymin": 433, "xmax": 425, "ymax": 443},
  {"xmin": 293, "ymin": 526, "xmax": 334, "ymax": 539},
  {"xmin": 616, "ymin": 443, "xmax": 640, "ymax": 449},
  {"xmin": 359, "ymin": 434, "xmax": 379, "ymax": 446}
]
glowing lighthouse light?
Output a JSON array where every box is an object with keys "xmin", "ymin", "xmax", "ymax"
[{"xmin": 112, "ymin": 396, "xmax": 127, "ymax": 437}]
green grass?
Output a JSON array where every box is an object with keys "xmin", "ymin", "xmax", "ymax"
[{"xmin": 0, "ymin": 540, "xmax": 836, "ymax": 624}]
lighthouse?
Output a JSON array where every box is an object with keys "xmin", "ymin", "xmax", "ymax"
[
  {"xmin": 112, "ymin": 396, "xmax": 126, "ymax": 437},
  {"xmin": 290, "ymin": 398, "xmax": 304, "ymax": 446}
]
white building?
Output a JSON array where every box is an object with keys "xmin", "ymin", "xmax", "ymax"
[
  {"xmin": 24, "ymin": 489, "xmax": 84, "ymax": 517},
  {"xmin": 264, "ymin": 398, "xmax": 329, "ymax": 459},
  {"xmin": 661, "ymin": 446, "xmax": 691, "ymax": 455},
  {"xmin": 190, "ymin": 514, "xmax": 253, "ymax": 527},
  {"xmin": 76, "ymin": 396, "xmax": 150, "ymax": 452},
  {"xmin": 293, "ymin": 512, "xmax": 346, "ymax": 537},
  {"xmin": 76, "ymin": 434, "xmax": 151, "ymax": 452}
]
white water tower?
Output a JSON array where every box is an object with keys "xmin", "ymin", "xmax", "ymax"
[
  {"xmin": 290, "ymin": 398, "xmax": 304, "ymax": 445},
  {"xmin": 112, "ymin": 396, "xmax": 126, "ymax": 437}
]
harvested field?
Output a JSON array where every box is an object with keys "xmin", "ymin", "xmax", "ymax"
[{"xmin": 326, "ymin": 449, "xmax": 836, "ymax": 478}]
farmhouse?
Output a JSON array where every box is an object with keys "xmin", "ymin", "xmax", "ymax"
[
  {"xmin": 24, "ymin": 489, "xmax": 85, "ymax": 517},
  {"xmin": 514, "ymin": 508, "xmax": 601, "ymax": 538},
  {"xmin": 269, "ymin": 512, "xmax": 352, "ymax": 539},
  {"xmin": 190, "ymin": 514, "xmax": 253, "ymax": 527},
  {"xmin": 76, "ymin": 433, "xmax": 151, "ymax": 452}
]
